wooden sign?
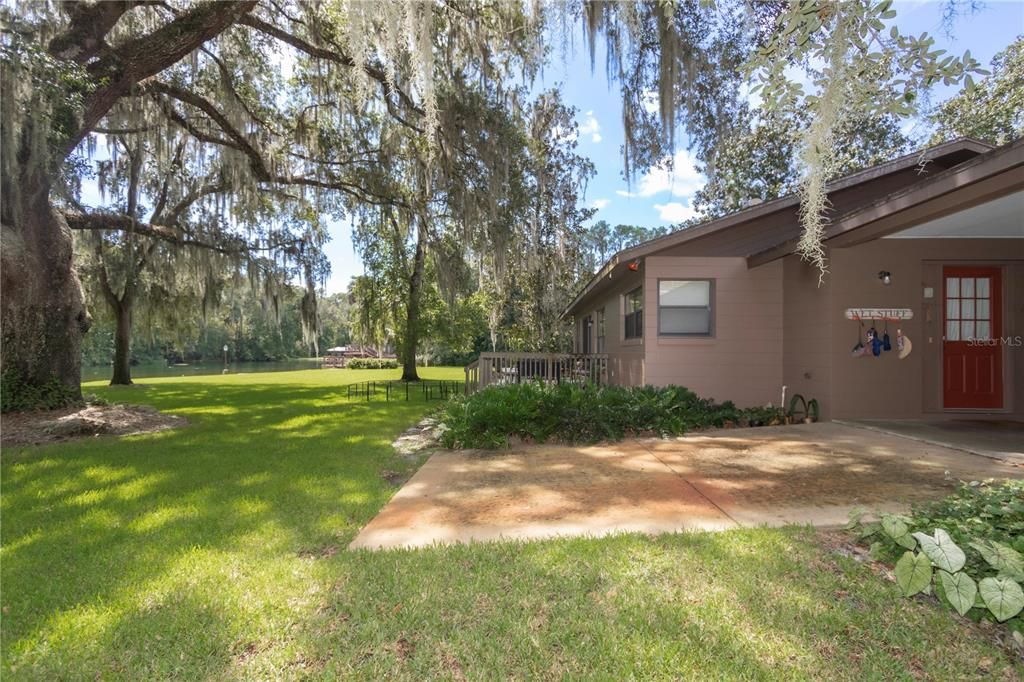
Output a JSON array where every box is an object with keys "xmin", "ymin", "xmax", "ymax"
[{"xmin": 845, "ymin": 308, "xmax": 914, "ymax": 321}]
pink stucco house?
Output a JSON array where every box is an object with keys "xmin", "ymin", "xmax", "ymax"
[{"xmin": 562, "ymin": 137, "xmax": 1023, "ymax": 421}]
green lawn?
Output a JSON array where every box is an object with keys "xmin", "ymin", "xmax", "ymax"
[{"xmin": 2, "ymin": 369, "xmax": 1018, "ymax": 679}]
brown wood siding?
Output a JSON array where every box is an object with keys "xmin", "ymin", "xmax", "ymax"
[{"xmin": 642, "ymin": 257, "xmax": 783, "ymax": 407}]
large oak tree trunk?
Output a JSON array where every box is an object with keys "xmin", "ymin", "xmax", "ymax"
[
  {"xmin": 111, "ymin": 302, "xmax": 133, "ymax": 386},
  {"xmin": 1, "ymin": 171, "xmax": 90, "ymax": 411}
]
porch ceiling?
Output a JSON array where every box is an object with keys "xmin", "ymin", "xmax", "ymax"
[{"xmin": 882, "ymin": 190, "xmax": 1024, "ymax": 239}]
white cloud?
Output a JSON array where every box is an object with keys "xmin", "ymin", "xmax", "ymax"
[
  {"xmin": 590, "ymin": 198, "xmax": 610, "ymax": 210},
  {"xmin": 616, "ymin": 149, "xmax": 704, "ymax": 199},
  {"xmin": 654, "ymin": 201, "xmax": 698, "ymax": 224},
  {"xmin": 578, "ymin": 110, "xmax": 601, "ymax": 143}
]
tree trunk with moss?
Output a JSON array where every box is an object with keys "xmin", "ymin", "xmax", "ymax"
[{"xmin": 1, "ymin": 169, "xmax": 90, "ymax": 411}]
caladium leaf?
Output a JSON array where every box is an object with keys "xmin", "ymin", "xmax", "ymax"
[
  {"xmin": 881, "ymin": 515, "xmax": 916, "ymax": 550},
  {"xmin": 912, "ymin": 529, "xmax": 965, "ymax": 573},
  {"xmin": 895, "ymin": 551, "xmax": 932, "ymax": 597},
  {"xmin": 938, "ymin": 570, "xmax": 977, "ymax": 617},
  {"xmin": 978, "ymin": 577, "xmax": 1024, "ymax": 622},
  {"xmin": 970, "ymin": 540, "xmax": 1024, "ymax": 580}
]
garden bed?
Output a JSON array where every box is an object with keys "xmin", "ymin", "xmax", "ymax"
[{"xmin": 439, "ymin": 382, "xmax": 789, "ymax": 449}]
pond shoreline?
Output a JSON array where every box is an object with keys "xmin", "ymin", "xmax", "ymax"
[{"xmin": 80, "ymin": 358, "xmax": 322, "ymax": 382}]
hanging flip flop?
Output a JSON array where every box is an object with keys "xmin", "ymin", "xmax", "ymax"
[{"xmin": 882, "ymin": 318, "xmax": 892, "ymax": 352}]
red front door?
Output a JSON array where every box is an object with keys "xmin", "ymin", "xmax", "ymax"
[{"xmin": 943, "ymin": 266, "xmax": 1003, "ymax": 409}]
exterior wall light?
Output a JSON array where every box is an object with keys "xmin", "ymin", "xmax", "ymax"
[
  {"xmin": 627, "ymin": 260, "xmax": 640, "ymax": 272},
  {"xmin": 878, "ymin": 270, "xmax": 892, "ymax": 285}
]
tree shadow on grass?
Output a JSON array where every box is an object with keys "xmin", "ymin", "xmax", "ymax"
[{"xmin": 1, "ymin": 379, "xmax": 437, "ymax": 677}]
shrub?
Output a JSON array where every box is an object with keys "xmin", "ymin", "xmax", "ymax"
[
  {"xmin": 848, "ymin": 480, "xmax": 1024, "ymax": 644},
  {"xmin": 438, "ymin": 381, "xmax": 775, "ymax": 449},
  {"xmin": 345, "ymin": 358, "xmax": 399, "ymax": 369}
]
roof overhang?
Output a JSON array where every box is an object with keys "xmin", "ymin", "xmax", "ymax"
[
  {"xmin": 747, "ymin": 136, "xmax": 1024, "ymax": 267},
  {"xmin": 561, "ymin": 137, "xmax": 996, "ymax": 319}
]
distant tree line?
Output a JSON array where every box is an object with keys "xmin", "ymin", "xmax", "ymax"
[{"xmin": 81, "ymin": 286, "xmax": 351, "ymax": 368}]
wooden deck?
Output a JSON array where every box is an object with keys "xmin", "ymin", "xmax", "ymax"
[{"xmin": 464, "ymin": 353, "xmax": 609, "ymax": 394}]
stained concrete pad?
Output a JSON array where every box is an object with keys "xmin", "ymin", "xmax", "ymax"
[{"xmin": 350, "ymin": 423, "xmax": 1022, "ymax": 550}]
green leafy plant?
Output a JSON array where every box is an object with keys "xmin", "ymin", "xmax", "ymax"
[
  {"xmin": 848, "ymin": 480, "xmax": 1024, "ymax": 642},
  {"xmin": 438, "ymin": 381, "xmax": 784, "ymax": 449}
]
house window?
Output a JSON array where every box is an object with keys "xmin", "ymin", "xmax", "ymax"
[
  {"xmin": 581, "ymin": 314, "xmax": 593, "ymax": 353},
  {"xmin": 596, "ymin": 309, "xmax": 606, "ymax": 352},
  {"xmin": 658, "ymin": 279, "xmax": 713, "ymax": 336},
  {"xmin": 624, "ymin": 288, "xmax": 643, "ymax": 339}
]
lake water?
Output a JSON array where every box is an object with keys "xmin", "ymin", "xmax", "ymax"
[{"xmin": 81, "ymin": 359, "xmax": 321, "ymax": 383}]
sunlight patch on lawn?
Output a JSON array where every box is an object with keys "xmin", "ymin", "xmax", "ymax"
[{"xmin": 128, "ymin": 505, "xmax": 202, "ymax": 533}]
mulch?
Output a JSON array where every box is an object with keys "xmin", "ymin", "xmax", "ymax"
[{"xmin": 2, "ymin": 403, "xmax": 187, "ymax": 448}]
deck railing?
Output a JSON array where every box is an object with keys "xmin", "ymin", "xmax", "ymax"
[{"xmin": 464, "ymin": 352, "xmax": 609, "ymax": 394}]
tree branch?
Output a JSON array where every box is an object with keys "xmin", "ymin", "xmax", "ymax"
[
  {"xmin": 49, "ymin": 1, "xmax": 136, "ymax": 64},
  {"xmin": 66, "ymin": 1, "xmax": 256, "ymax": 156},
  {"xmin": 146, "ymin": 80, "xmax": 271, "ymax": 179},
  {"xmin": 151, "ymin": 139, "xmax": 187, "ymax": 221},
  {"xmin": 166, "ymin": 179, "xmax": 227, "ymax": 224},
  {"xmin": 238, "ymin": 13, "xmax": 425, "ymax": 121},
  {"xmin": 65, "ymin": 209, "xmax": 304, "ymax": 256}
]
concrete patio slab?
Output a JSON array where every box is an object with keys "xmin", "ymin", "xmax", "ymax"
[
  {"xmin": 350, "ymin": 423, "xmax": 1022, "ymax": 550},
  {"xmin": 350, "ymin": 443, "xmax": 735, "ymax": 549},
  {"xmin": 839, "ymin": 418, "xmax": 1024, "ymax": 463}
]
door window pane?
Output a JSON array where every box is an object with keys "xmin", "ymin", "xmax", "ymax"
[
  {"xmin": 946, "ymin": 299, "xmax": 959, "ymax": 320},
  {"xmin": 946, "ymin": 321, "xmax": 960, "ymax": 341},
  {"xmin": 961, "ymin": 278, "xmax": 975, "ymax": 297},
  {"xmin": 961, "ymin": 299, "xmax": 975, "ymax": 319},
  {"xmin": 961, "ymin": 321, "xmax": 975, "ymax": 339},
  {"xmin": 976, "ymin": 321, "xmax": 991, "ymax": 340},
  {"xmin": 946, "ymin": 278, "xmax": 959, "ymax": 297},
  {"xmin": 977, "ymin": 299, "xmax": 990, "ymax": 320},
  {"xmin": 976, "ymin": 277, "xmax": 990, "ymax": 298}
]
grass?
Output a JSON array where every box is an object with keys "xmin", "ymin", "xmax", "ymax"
[{"xmin": 2, "ymin": 368, "xmax": 1019, "ymax": 679}]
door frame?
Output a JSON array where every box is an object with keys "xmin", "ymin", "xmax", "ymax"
[{"xmin": 941, "ymin": 264, "xmax": 1005, "ymax": 411}]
